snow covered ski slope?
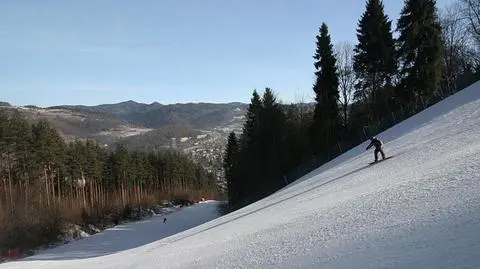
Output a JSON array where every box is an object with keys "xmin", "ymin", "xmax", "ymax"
[
  {"xmin": 22, "ymin": 201, "xmax": 222, "ymax": 261},
  {"xmin": 3, "ymin": 81, "xmax": 480, "ymax": 268}
]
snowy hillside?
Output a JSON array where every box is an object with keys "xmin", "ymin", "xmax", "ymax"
[
  {"xmin": 20, "ymin": 201, "xmax": 222, "ymax": 261},
  {"xmin": 3, "ymin": 81, "xmax": 480, "ymax": 268}
]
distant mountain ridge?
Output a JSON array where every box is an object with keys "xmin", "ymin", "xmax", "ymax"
[
  {"xmin": 49, "ymin": 100, "xmax": 163, "ymax": 115},
  {"xmin": 0, "ymin": 99, "xmax": 248, "ymax": 152},
  {"xmin": 49, "ymin": 101, "xmax": 248, "ymax": 129}
]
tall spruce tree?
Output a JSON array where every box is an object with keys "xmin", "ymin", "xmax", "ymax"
[
  {"xmin": 311, "ymin": 23, "xmax": 340, "ymax": 155},
  {"xmin": 240, "ymin": 90, "xmax": 262, "ymax": 149},
  {"xmin": 353, "ymin": 0, "xmax": 397, "ymax": 122},
  {"xmin": 236, "ymin": 90, "xmax": 263, "ymax": 205},
  {"xmin": 258, "ymin": 88, "xmax": 286, "ymax": 194},
  {"xmin": 396, "ymin": 0, "xmax": 444, "ymax": 109},
  {"xmin": 223, "ymin": 131, "xmax": 239, "ymax": 209}
]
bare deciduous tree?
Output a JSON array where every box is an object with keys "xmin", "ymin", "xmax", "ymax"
[
  {"xmin": 441, "ymin": 2, "xmax": 480, "ymax": 94},
  {"xmin": 441, "ymin": 3, "xmax": 470, "ymax": 93},
  {"xmin": 334, "ymin": 41, "xmax": 356, "ymax": 127},
  {"xmin": 460, "ymin": 0, "xmax": 480, "ymax": 44}
]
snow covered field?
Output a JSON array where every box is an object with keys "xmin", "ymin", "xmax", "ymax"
[{"xmin": 3, "ymin": 81, "xmax": 480, "ymax": 269}]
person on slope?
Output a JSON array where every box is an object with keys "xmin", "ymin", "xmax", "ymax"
[{"xmin": 366, "ymin": 136, "xmax": 386, "ymax": 162}]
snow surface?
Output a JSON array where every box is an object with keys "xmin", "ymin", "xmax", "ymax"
[{"xmin": 3, "ymin": 81, "xmax": 480, "ymax": 268}]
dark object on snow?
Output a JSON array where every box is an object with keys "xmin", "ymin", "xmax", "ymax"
[
  {"xmin": 369, "ymin": 155, "xmax": 393, "ymax": 165},
  {"xmin": 366, "ymin": 136, "xmax": 386, "ymax": 162},
  {"xmin": 163, "ymin": 217, "xmax": 167, "ymax": 223}
]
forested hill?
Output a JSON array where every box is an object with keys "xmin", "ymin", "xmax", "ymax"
[
  {"xmin": 0, "ymin": 111, "xmax": 222, "ymax": 254},
  {"xmin": 48, "ymin": 101, "xmax": 248, "ymax": 129}
]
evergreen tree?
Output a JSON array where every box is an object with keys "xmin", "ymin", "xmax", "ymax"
[
  {"xmin": 396, "ymin": 0, "xmax": 445, "ymax": 109},
  {"xmin": 237, "ymin": 90, "xmax": 263, "ymax": 205},
  {"xmin": 240, "ymin": 90, "xmax": 262, "ymax": 148},
  {"xmin": 311, "ymin": 23, "xmax": 341, "ymax": 155},
  {"xmin": 258, "ymin": 88, "xmax": 286, "ymax": 194},
  {"xmin": 223, "ymin": 132, "xmax": 239, "ymax": 209},
  {"xmin": 229, "ymin": 88, "xmax": 289, "ymax": 208},
  {"xmin": 353, "ymin": 0, "xmax": 397, "ymax": 122},
  {"xmin": 66, "ymin": 140, "xmax": 85, "ymax": 190},
  {"xmin": 30, "ymin": 120, "xmax": 66, "ymax": 205},
  {"xmin": 6, "ymin": 111, "xmax": 32, "ymax": 184}
]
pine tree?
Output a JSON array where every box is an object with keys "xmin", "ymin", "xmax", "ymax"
[
  {"xmin": 6, "ymin": 111, "xmax": 32, "ymax": 184},
  {"xmin": 396, "ymin": 0, "xmax": 444, "ymax": 109},
  {"xmin": 353, "ymin": 0, "xmax": 397, "ymax": 122},
  {"xmin": 258, "ymin": 88, "xmax": 286, "ymax": 193},
  {"xmin": 30, "ymin": 120, "xmax": 66, "ymax": 206},
  {"xmin": 237, "ymin": 90, "xmax": 263, "ymax": 204},
  {"xmin": 311, "ymin": 23, "xmax": 341, "ymax": 155},
  {"xmin": 232, "ymin": 88, "xmax": 289, "ymax": 206},
  {"xmin": 223, "ymin": 132, "xmax": 239, "ymax": 209},
  {"xmin": 240, "ymin": 90, "xmax": 262, "ymax": 148}
]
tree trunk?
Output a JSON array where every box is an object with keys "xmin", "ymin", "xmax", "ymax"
[
  {"xmin": 45, "ymin": 165, "xmax": 50, "ymax": 207},
  {"xmin": 133, "ymin": 177, "xmax": 137, "ymax": 204},
  {"xmin": 100, "ymin": 182, "xmax": 104, "ymax": 207},
  {"xmin": 93, "ymin": 182, "xmax": 98, "ymax": 207},
  {"xmin": 122, "ymin": 170, "xmax": 126, "ymax": 205},
  {"xmin": 76, "ymin": 186, "xmax": 80, "ymax": 208},
  {"xmin": 89, "ymin": 180, "xmax": 93, "ymax": 207},
  {"xmin": 50, "ymin": 167, "xmax": 55, "ymax": 204},
  {"xmin": 7, "ymin": 157, "xmax": 14, "ymax": 212},
  {"xmin": 121, "ymin": 182, "xmax": 125, "ymax": 206},
  {"xmin": 57, "ymin": 168, "xmax": 61, "ymax": 204},
  {"xmin": 2, "ymin": 179, "xmax": 7, "ymax": 209},
  {"xmin": 82, "ymin": 186, "xmax": 86, "ymax": 209},
  {"xmin": 70, "ymin": 176, "xmax": 73, "ymax": 200},
  {"xmin": 24, "ymin": 181, "xmax": 29, "ymax": 214}
]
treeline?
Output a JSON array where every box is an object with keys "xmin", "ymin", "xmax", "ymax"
[
  {"xmin": 224, "ymin": 0, "xmax": 480, "ymax": 210},
  {"xmin": 0, "ymin": 111, "xmax": 220, "ymax": 252}
]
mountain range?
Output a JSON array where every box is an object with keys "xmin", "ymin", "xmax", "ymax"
[
  {"xmin": 0, "ymin": 100, "xmax": 248, "ymax": 150},
  {"xmin": 49, "ymin": 100, "xmax": 249, "ymax": 129}
]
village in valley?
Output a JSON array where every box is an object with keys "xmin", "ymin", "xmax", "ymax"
[{"xmin": 171, "ymin": 125, "xmax": 244, "ymax": 191}]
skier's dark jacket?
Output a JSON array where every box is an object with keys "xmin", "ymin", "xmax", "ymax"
[{"xmin": 366, "ymin": 137, "xmax": 383, "ymax": 150}]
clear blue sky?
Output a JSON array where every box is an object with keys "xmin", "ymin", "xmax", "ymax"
[{"xmin": 0, "ymin": 0, "xmax": 452, "ymax": 107}]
